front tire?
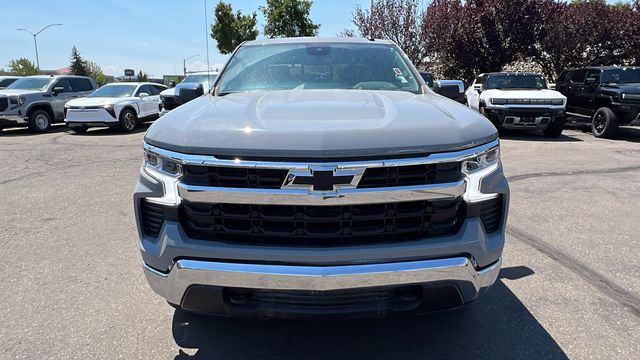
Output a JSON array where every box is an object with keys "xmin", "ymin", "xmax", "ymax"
[
  {"xmin": 118, "ymin": 108, "xmax": 137, "ymax": 133},
  {"xmin": 543, "ymin": 116, "xmax": 565, "ymax": 138},
  {"xmin": 591, "ymin": 107, "xmax": 618, "ymax": 138},
  {"xmin": 28, "ymin": 109, "xmax": 52, "ymax": 133}
]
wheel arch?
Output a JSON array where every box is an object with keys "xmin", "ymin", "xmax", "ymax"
[{"xmin": 26, "ymin": 102, "xmax": 54, "ymax": 120}]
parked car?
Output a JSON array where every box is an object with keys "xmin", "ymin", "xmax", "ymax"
[
  {"xmin": 465, "ymin": 72, "xmax": 567, "ymax": 137},
  {"xmin": 135, "ymin": 37, "xmax": 509, "ymax": 318},
  {"xmin": 0, "ymin": 75, "xmax": 96, "ymax": 132},
  {"xmin": 555, "ymin": 66, "xmax": 640, "ymax": 138},
  {"xmin": 65, "ymin": 82, "xmax": 167, "ymax": 133},
  {"xmin": 0, "ymin": 76, "xmax": 21, "ymax": 89},
  {"xmin": 159, "ymin": 71, "xmax": 218, "ymax": 116}
]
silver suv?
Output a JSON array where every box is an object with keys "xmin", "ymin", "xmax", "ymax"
[
  {"xmin": 135, "ymin": 38, "xmax": 509, "ymax": 318},
  {"xmin": 0, "ymin": 75, "xmax": 96, "ymax": 132}
]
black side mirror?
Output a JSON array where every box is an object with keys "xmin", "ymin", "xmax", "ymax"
[
  {"xmin": 52, "ymin": 86, "xmax": 64, "ymax": 95},
  {"xmin": 176, "ymin": 83, "xmax": 204, "ymax": 105},
  {"xmin": 433, "ymin": 80, "xmax": 466, "ymax": 103}
]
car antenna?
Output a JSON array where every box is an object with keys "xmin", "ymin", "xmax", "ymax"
[{"xmin": 368, "ymin": 0, "xmax": 375, "ymax": 41}]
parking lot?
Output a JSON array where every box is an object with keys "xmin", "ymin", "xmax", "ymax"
[{"xmin": 1, "ymin": 124, "xmax": 639, "ymax": 359}]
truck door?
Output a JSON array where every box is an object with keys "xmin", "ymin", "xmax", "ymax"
[
  {"xmin": 565, "ymin": 69, "xmax": 587, "ymax": 115},
  {"xmin": 578, "ymin": 69, "xmax": 601, "ymax": 113}
]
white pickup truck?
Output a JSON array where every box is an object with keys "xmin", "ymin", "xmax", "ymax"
[{"xmin": 465, "ymin": 72, "xmax": 567, "ymax": 137}]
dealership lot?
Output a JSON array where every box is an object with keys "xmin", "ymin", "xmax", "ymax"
[{"xmin": 1, "ymin": 125, "xmax": 639, "ymax": 359}]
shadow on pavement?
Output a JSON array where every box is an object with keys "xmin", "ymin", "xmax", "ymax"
[
  {"xmin": 0, "ymin": 123, "xmax": 68, "ymax": 137},
  {"xmin": 170, "ymin": 266, "xmax": 567, "ymax": 360},
  {"xmin": 498, "ymin": 129, "xmax": 582, "ymax": 142},
  {"xmin": 565, "ymin": 123, "xmax": 640, "ymax": 143},
  {"xmin": 69, "ymin": 122, "xmax": 152, "ymax": 136}
]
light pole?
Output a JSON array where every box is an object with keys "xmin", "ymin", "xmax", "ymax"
[
  {"xmin": 183, "ymin": 54, "xmax": 199, "ymax": 76},
  {"xmin": 17, "ymin": 23, "xmax": 63, "ymax": 70}
]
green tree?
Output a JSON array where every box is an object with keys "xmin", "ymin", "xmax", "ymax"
[
  {"xmin": 211, "ymin": 1, "xmax": 259, "ymax": 54},
  {"xmin": 137, "ymin": 71, "xmax": 148, "ymax": 82},
  {"xmin": 261, "ymin": 0, "xmax": 320, "ymax": 38},
  {"xmin": 87, "ymin": 61, "xmax": 107, "ymax": 86},
  {"xmin": 69, "ymin": 46, "xmax": 89, "ymax": 76},
  {"xmin": 8, "ymin": 58, "xmax": 39, "ymax": 76}
]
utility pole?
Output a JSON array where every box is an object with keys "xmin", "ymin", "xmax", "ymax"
[
  {"xmin": 183, "ymin": 54, "xmax": 199, "ymax": 75},
  {"xmin": 17, "ymin": 23, "xmax": 63, "ymax": 70}
]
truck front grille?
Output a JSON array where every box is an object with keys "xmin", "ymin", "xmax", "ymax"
[
  {"xmin": 179, "ymin": 198, "xmax": 465, "ymax": 246},
  {"xmin": 181, "ymin": 162, "xmax": 462, "ymax": 189},
  {"xmin": 0, "ymin": 98, "xmax": 8, "ymax": 112},
  {"xmin": 162, "ymin": 96, "xmax": 178, "ymax": 111}
]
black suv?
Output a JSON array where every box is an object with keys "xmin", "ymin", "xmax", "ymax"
[{"xmin": 555, "ymin": 67, "xmax": 640, "ymax": 137}]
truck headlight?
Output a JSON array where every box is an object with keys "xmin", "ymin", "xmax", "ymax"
[
  {"xmin": 144, "ymin": 149, "xmax": 182, "ymax": 176},
  {"xmin": 551, "ymin": 99, "xmax": 564, "ymax": 105},
  {"xmin": 491, "ymin": 98, "xmax": 507, "ymax": 105},
  {"xmin": 9, "ymin": 96, "xmax": 26, "ymax": 108},
  {"xmin": 142, "ymin": 148, "xmax": 183, "ymax": 206},
  {"xmin": 462, "ymin": 145, "xmax": 500, "ymax": 202}
]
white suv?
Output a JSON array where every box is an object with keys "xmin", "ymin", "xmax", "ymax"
[
  {"xmin": 65, "ymin": 82, "xmax": 166, "ymax": 133},
  {"xmin": 465, "ymin": 72, "xmax": 567, "ymax": 137}
]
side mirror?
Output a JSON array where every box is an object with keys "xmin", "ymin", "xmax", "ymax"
[
  {"xmin": 52, "ymin": 86, "xmax": 64, "ymax": 95},
  {"xmin": 472, "ymin": 84, "xmax": 483, "ymax": 92},
  {"xmin": 176, "ymin": 83, "xmax": 204, "ymax": 105},
  {"xmin": 433, "ymin": 80, "xmax": 466, "ymax": 103},
  {"xmin": 139, "ymin": 92, "xmax": 150, "ymax": 98}
]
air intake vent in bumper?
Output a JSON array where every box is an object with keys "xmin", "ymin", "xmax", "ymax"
[{"xmin": 140, "ymin": 200, "xmax": 166, "ymax": 237}]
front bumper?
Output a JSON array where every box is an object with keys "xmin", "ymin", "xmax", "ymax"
[
  {"xmin": 143, "ymin": 256, "xmax": 501, "ymax": 311},
  {"xmin": 65, "ymin": 108, "xmax": 118, "ymax": 127},
  {"xmin": 484, "ymin": 107, "xmax": 565, "ymax": 130},
  {"xmin": 0, "ymin": 112, "xmax": 27, "ymax": 127}
]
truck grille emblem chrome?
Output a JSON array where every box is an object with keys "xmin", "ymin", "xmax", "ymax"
[{"xmin": 282, "ymin": 166, "xmax": 364, "ymax": 191}]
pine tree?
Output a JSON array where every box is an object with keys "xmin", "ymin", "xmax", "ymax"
[{"xmin": 69, "ymin": 46, "xmax": 89, "ymax": 76}]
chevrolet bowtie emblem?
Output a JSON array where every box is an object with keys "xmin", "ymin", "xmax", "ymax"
[{"xmin": 282, "ymin": 166, "xmax": 364, "ymax": 191}]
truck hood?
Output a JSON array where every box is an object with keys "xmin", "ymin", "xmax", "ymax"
[
  {"xmin": 481, "ymin": 89, "xmax": 565, "ymax": 100},
  {"xmin": 160, "ymin": 88, "xmax": 176, "ymax": 97},
  {"xmin": 0, "ymin": 89, "xmax": 43, "ymax": 97},
  {"xmin": 66, "ymin": 97, "xmax": 133, "ymax": 107},
  {"xmin": 145, "ymin": 90, "xmax": 497, "ymax": 158},
  {"xmin": 603, "ymin": 83, "xmax": 640, "ymax": 94}
]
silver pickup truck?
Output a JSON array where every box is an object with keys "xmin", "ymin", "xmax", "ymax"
[
  {"xmin": 0, "ymin": 75, "xmax": 96, "ymax": 132},
  {"xmin": 134, "ymin": 37, "xmax": 509, "ymax": 318}
]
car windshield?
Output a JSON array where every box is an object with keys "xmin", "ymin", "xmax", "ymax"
[
  {"xmin": 89, "ymin": 84, "xmax": 137, "ymax": 98},
  {"xmin": 602, "ymin": 68, "xmax": 640, "ymax": 84},
  {"xmin": 7, "ymin": 77, "xmax": 53, "ymax": 91},
  {"xmin": 183, "ymin": 74, "xmax": 218, "ymax": 88},
  {"xmin": 485, "ymin": 74, "xmax": 547, "ymax": 90},
  {"xmin": 216, "ymin": 42, "xmax": 421, "ymax": 95}
]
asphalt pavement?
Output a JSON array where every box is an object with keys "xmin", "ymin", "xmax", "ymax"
[{"xmin": 1, "ymin": 124, "xmax": 639, "ymax": 359}]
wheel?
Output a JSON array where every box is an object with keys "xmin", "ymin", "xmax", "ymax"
[
  {"xmin": 69, "ymin": 126, "xmax": 88, "ymax": 134},
  {"xmin": 543, "ymin": 116, "xmax": 566, "ymax": 138},
  {"xmin": 28, "ymin": 109, "xmax": 52, "ymax": 133},
  {"xmin": 118, "ymin": 108, "xmax": 137, "ymax": 133},
  {"xmin": 591, "ymin": 107, "xmax": 618, "ymax": 138}
]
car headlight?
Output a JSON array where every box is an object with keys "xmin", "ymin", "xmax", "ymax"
[
  {"xmin": 551, "ymin": 99, "xmax": 564, "ymax": 105},
  {"xmin": 142, "ymin": 148, "xmax": 183, "ymax": 206},
  {"xmin": 491, "ymin": 98, "xmax": 507, "ymax": 105},
  {"xmin": 103, "ymin": 104, "xmax": 114, "ymax": 110},
  {"xmin": 9, "ymin": 96, "xmax": 26, "ymax": 108},
  {"xmin": 462, "ymin": 145, "xmax": 500, "ymax": 202}
]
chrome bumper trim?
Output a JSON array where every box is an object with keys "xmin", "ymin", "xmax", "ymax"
[
  {"xmin": 177, "ymin": 180, "xmax": 466, "ymax": 205},
  {"xmin": 143, "ymin": 257, "xmax": 501, "ymax": 305}
]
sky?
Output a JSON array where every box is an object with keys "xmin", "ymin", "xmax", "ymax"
[{"xmin": 0, "ymin": 0, "xmax": 366, "ymax": 77}]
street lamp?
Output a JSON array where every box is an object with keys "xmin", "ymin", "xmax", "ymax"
[
  {"xmin": 16, "ymin": 23, "xmax": 63, "ymax": 70},
  {"xmin": 183, "ymin": 54, "xmax": 199, "ymax": 76}
]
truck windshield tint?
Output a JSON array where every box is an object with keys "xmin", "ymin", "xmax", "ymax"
[
  {"xmin": 7, "ymin": 78, "xmax": 53, "ymax": 90},
  {"xmin": 216, "ymin": 43, "xmax": 420, "ymax": 94},
  {"xmin": 89, "ymin": 85, "xmax": 137, "ymax": 98},
  {"xmin": 485, "ymin": 75, "xmax": 547, "ymax": 90},
  {"xmin": 602, "ymin": 68, "xmax": 640, "ymax": 84}
]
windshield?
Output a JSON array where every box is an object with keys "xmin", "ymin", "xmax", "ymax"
[
  {"xmin": 89, "ymin": 84, "xmax": 137, "ymax": 98},
  {"xmin": 7, "ymin": 77, "xmax": 53, "ymax": 91},
  {"xmin": 216, "ymin": 42, "xmax": 421, "ymax": 94},
  {"xmin": 182, "ymin": 74, "xmax": 218, "ymax": 88},
  {"xmin": 485, "ymin": 74, "xmax": 547, "ymax": 90},
  {"xmin": 602, "ymin": 68, "xmax": 640, "ymax": 84}
]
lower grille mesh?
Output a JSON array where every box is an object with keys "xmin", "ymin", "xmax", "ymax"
[{"xmin": 179, "ymin": 198, "xmax": 465, "ymax": 246}]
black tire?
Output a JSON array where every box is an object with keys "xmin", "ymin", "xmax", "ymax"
[
  {"xmin": 543, "ymin": 116, "xmax": 566, "ymax": 138},
  {"xmin": 28, "ymin": 109, "xmax": 52, "ymax": 133},
  {"xmin": 591, "ymin": 107, "xmax": 618, "ymax": 138},
  {"xmin": 118, "ymin": 108, "xmax": 137, "ymax": 133},
  {"xmin": 69, "ymin": 126, "xmax": 88, "ymax": 134}
]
